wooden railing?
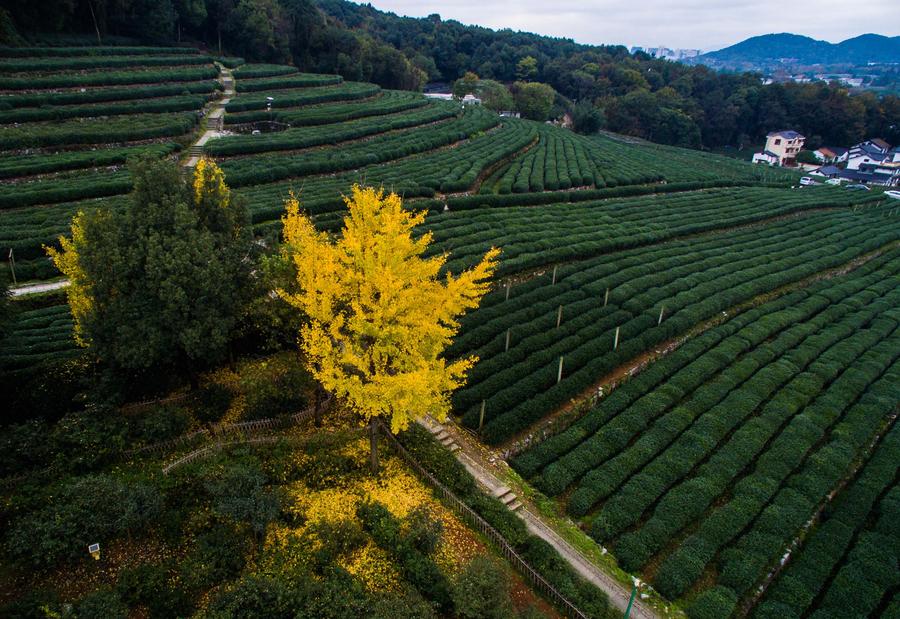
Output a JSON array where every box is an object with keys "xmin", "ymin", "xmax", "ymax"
[{"xmin": 378, "ymin": 423, "xmax": 591, "ymax": 619}]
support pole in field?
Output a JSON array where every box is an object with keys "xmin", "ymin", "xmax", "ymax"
[
  {"xmin": 552, "ymin": 265, "xmax": 558, "ymax": 285},
  {"xmin": 505, "ymin": 329, "xmax": 511, "ymax": 352},
  {"xmin": 557, "ymin": 305, "xmax": 563, "ymax": 328},
  {"xmin": 7, "ymin": 248, "xmax": 15, "ymax": 286},
  {"xmin": 604, "ymin": 287, "xmax": 609, "ymax": 307},
  {"xmin": 478, "ymin": 400, "xmax": 486, "ymax": 430},
  {"xmin": 505, "ymin": 281, "xmax": 511, "ymax": 301},
  {"xmin": 614, "ymin": 327, "xmax": 620, "ymax": 350},
  {"xmin": 658, "ymin": 306, "xmax": 665, "ymax": 326},
  {"xmin": 557, "ymin": 357, "xmax": 564, "ymax": 383}
]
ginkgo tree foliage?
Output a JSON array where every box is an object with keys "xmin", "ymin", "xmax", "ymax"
[{"xmin": 279, "ymin": 185, "xmax": 499, "ymax": 471}]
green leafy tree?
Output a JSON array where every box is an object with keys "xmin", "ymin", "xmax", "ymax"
[
  {"xmin": 225, "ymin": 0, "xmax": 291, "ymax": 63},
  {"xmin": 47, "ymin": 157, "xmax": 251, "ymax": 390},
  {"xmin": 796, "ymin": 150, "xmax": 819, "ymax": 164},
  {"xmin": 513, "ymin": 81, "xmax": 556, "ymax": 121},
  {"xmin": 452, "ymin": 71, "xmax": 480, "ymax": 97},
  {"xmin": 477, "ymin": 79, "xmax": 514, "ymax": 111},
  {"xmin": 515, "ymin": 56, "xmax": 538, "ymax": 81},
  {"xmin": 572, "ymin": 100, "xmax": 605, "ymax": 134}
]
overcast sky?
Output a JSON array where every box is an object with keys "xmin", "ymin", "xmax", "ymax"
[{"xmin": 362, "ymin": 0, "xmax": 900, "ymax": 52}]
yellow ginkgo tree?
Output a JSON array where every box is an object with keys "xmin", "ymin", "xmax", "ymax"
[{"xmin": 279, "ymin": 185, "xmax": 499, "ymax": 472}]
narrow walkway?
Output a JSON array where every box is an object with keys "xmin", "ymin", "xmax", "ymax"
[
  {"xmin": 183, "ymin": 63, "xmax": 235, "ymax": 168},
  {"xmin": 418, "ymin": 415, "xmax": 660, "ymax": 619},
  {"xmin": 10, "ymin": 279, "xmax": 69, "ymax": 297}
]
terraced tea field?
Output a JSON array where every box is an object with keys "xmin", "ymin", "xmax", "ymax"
[{"xmin": 2, "ymin": 48, "xmax": 899, "ymax": 619}]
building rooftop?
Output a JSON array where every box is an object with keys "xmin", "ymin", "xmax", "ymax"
[{"xmin": 767, "ymin": 130, "xmax": 805, "ymax": 139}]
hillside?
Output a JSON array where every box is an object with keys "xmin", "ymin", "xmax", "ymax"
[
  {"xmin": 2, "ymin": 0, "xmax": 899, "ymax": 150},
  {"xmin": 695, "ymin": 32, "xmax": 900, "ymax": 69},
  {"xmin": 2, "ymin": 46, "xmax": 900, "ymax": 619}
]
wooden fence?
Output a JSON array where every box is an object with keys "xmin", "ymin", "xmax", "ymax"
[
  {"xmin": 133, "ymin": 398, "xmax": 328, "ymax": 457},
  {"xmin": 378, "ymin": 423, "xmax": 591, "ymax": 619},
  {"xmin": 158, "ymin": 401, "xmax": 329, "ymax": 473}
]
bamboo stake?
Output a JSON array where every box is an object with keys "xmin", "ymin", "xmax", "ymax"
[
  {"xmin": 505, "ymin": 281, "xmax": 511, "ymax": 301},
  {"xmin": 604, "ymin": 287, "xmax": 609, "ymax": 307},
  {"xmin": 614, "ymin": 327, "xmax": 620, "ymax": 350},
  {"xmin": 658, "ymin": 306, "xmax": 665, "ymax": 326},
  {"xmin": 557, "ymin": 357, "xmax": 564, "ymax": 383},
  {"xmin": 556, "ymin": 305, "xmax": 563, "ymax": 328},
  {"xmin": 552, "ymin": 265, "xmax": 558, "ymax": 285},
  {"xmin": 505, "ymin": 329, "xmax": 511, "ymax": 352},
  {"xmin": 479, "ymin": 400, "xmax": 486, "ymax": 430}
]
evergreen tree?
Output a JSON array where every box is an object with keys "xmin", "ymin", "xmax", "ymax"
[{"xmin": 47, "ymin": 157, "xmax": 251, "ymax": 391}]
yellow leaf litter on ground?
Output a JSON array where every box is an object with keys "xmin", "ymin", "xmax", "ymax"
[{"xmin": 262, "ymin": 437, "xmax": 483, "ymax": 591}]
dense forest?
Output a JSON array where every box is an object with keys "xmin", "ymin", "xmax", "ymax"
[{"xmin": 2, "ymin": 0, "xmax": 898, "ymax": 149}]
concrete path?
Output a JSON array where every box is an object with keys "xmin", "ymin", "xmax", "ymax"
[
  {"xmin": 419, "ymin": 416, "xmax": 659, "ymax": 619},
  {"xmin": 10, "ymin": 279, "xmax": 69, "ymax": 297},
  {"xmin": 184, "ymin": 64, "xmax": 235, "ymax": 168}
]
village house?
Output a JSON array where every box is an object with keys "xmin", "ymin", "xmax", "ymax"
[
  {"xmin": 846, "ymin": 139, "xmax": 892, "ymax": 171},
  {"xmin": 752, "ymin": 130, "xmax": 805, "ymax": 167},
  {"xmin": 812, "ymin": 138, "xmax": 899, "ymax": 187},
  {"xmin": 813, "ymin": 146, "xmax": 848, "ymax": 164}
]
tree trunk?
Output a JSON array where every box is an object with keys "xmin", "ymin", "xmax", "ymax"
[
  {"xmin": 313, "ymin": 385, "xmax": 325, "ymax": 427},
  {"xmin": 369, "ymin": 417, "xmax": 380, "ymax": 474},
  {"xmin": 87, "ymin": 0, "xmax": 102, "ymax": 46}
]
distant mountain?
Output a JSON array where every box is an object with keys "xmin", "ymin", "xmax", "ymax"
[{"xmin": 694, "ymin": 33, "xmax": 900, "ymax": 70}]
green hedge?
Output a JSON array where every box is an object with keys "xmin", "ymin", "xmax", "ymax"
[
  {"xmin": 0, "ymin": 66, "xmax": 218, "ymax": 89},
  {"xmin": 0, "ymin": 80, "xmax": 220, "ymax": 108},
  {"xmin": 0, "ymin": 112, "xmax": 198, "ymax": 149},
  {"xmin": 0, "ymin": 54, "xmax": 212, "ymax": 72},
  {"xmin": 0, "ymin": 94, "xmax": 210, "ymax": 123}
]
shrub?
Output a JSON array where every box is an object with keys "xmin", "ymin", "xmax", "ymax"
[
  {"xmin": 404, "ymin": 505, "xmax": 444, "ymax": 555},
  {"xmin": 179, "ymin": 522, "xmax": 253, "ymax": 592},
  {"xmin": 452, "ymin": 554, "xmax": 515, "ymax": 619},
  {"xmin": 117, "ymin": 562, "xmax": 193, "ymax": 619},
  {"xmin": 75, "ymin": 588, "xmax": 128, "ymax": 619},
  {"xmin": 132, "ymin": 404, "xmax": 191, "ymax": 444},
  {"xmin": 206, "ymin": 574, "xmax": 298, "ymax": 618},
  {"xmin": 6, "ymin": 473, "xmax": 162, "ymax": 568},
  {"xmin": 241, "ymin": 354, "xmax": 313, "ymax": 420},
  {"xmin": 204, "ymin": 464, "xmax": 279, "ymax": 537},
  {"xmin": 686, "ymin": 586, "xmax": 738, "ymax": 619},
  {"xmin": 192, "ymin": 382, "xmax": 233, "ymax": 423}
]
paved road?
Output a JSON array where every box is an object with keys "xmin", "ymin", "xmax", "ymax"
[
  {"xmin": 10, "ymin": 279, "xmax": 69, "ymax": 296},
  {"xmin": 419, "ymin": 416, "xmax": 659, "ymax": 619}
]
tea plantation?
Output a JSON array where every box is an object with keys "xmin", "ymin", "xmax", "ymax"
[{"xmin": 2, "ymin": 47, "xmax": 899, "ymax": 619}]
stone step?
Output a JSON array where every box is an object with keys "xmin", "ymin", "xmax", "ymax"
[
  {"xmin": 439, "ymin": 436, "xmax": 455, "ymax": 447},
  {"xmin": 498, "ymin": 490, "xmax": 517, "ymax": 505},
  {"xmin": 435, "ymin": 429, "xmax": 449, "ymax": 441},
  {"xmin": 508, "ymin": 500, "xmax": 523, "ymax": 512},
  {"xmin": 492, "ymin": 485, "xmax": 511, "ymax": 498},
  {"xmin": 448, "ymin": 443, "xmax": 460, "ymax": 453}
]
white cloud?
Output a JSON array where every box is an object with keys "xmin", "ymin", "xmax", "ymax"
[{"xmin": 359, "ymin": 0, "xmax": 900, "ymax": 52}]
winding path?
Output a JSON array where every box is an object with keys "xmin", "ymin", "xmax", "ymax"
[
  {"xmin": 418, "ymin": 415, "xmax": 661, "ymax": 619},
  {"xmin": 9, "ymin": 64, "xmax": 236, "ymax": 297}
]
